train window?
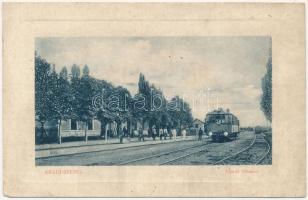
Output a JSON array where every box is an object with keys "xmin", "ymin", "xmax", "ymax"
[
  {"xmin": 214, "ymin": 115, "xmax": 221, "ymax": 120},
  {"xmin": 226, "ymin": 115, "xmax": 232, "ymax": 123},
  {"xmin": 71, "ymin": 119, "xmax": 77, "ymax": 130}
]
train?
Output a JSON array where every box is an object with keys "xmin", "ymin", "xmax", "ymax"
[{"xmin": 204, "ymin": 108, "xmax": 240, "ymax": 142}]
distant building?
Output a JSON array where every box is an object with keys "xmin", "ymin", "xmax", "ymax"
[{"xmin": 193, "ymin": 119, "xmax": 205, "ymax": 131}]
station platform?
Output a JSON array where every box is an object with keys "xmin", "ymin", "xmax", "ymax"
[{"xmin": 35, "ymin": 135, "xmax": 206, "ymax": 159}]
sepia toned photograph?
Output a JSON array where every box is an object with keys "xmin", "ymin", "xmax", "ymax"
[
  {"xmin": 3, "ymin": 3, "xmax": 306, "ymax": 197},
  {"xmin": 35, "ymin": 37, "xmax": 272, "ymax": 166}
]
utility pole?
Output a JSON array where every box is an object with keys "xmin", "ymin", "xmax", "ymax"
[
  {"xmin": 100, "ymin": 88, "xmax": 108, "ymax": 143},
  {"xmin": 105, "ymin": 124, "xmax": 108, "ymax": 142}
]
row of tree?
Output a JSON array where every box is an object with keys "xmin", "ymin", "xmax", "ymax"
[
  {"xmin": 134, "ymin": 73, "xmax": 193, "ymax": 131},
  {"xmin": 35, "ymin": 53, "xmax": 193, "ymax": 144}
]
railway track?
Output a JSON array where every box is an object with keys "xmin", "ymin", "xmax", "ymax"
[
  {"xmin": 213, "ymin": 133, "xmax": 271, "ymax": 165},
  {"xmin": 256, "ymin": 133, "xmax": 271, "ymax": 164},
  {"xmin": 116, "ymin": 132, "xmax": 261, "ymax": 166},
  {"xmin": 37, "ymin": 132, "xmax": 271, "ymax": 166},
  {"xmin": 159, "ymin": 147, "xmax": 208, "ymax": 165},
  {"xmin": 117, "ymin": 142, "xmax": 209, "ymax": 165}
]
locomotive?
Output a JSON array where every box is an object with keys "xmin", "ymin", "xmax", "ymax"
[{"xmin": 204, "ymin": 108, "xmax": 240, "ymax": 142}]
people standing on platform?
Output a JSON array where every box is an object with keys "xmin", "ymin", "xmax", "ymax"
[
  {"xmin": 107, "ymin": 129, "xmax": 111, "ymax": 139},
  {"xmin": 152, "ymin": 126, "xmax": 157, "ymax": 141},
  {"xmin": 182, "ymin": 128, "xmax": 187, "ymax": 140},
  {"xmin": 138, "ymin": 127, "xmax": 143, "ymax": 141},
  {"xmin": 163, "ymin": 128, "xmax": 168, "ymax": 140},
  {"xmin": 133, "ymin": 128, "xmax": 138, "ymax": 139},
  {"xmin": 172, "ymin": 128, "xmax": 177, "ymax": 140},
  {"xmin": 198, "ymin": 128, "xmax": 203, "ymax": 141},
  {"xmin": 159, "ymin": 128, "xmax": 164, "ymax": 140},
  {"xmin": 141, "ymin": 129, "xmax": 147, "ymax": 142},
  {"xmin": 168, "ymin": 128, "xmax": 172, "ymax": 140},
  {"xmin": 123, "ymin": 126, "xmax": 129, "ymax": 142},
  {"xmin": 119, "ymin": 128, "xmax": 124, "ymax": 144}
]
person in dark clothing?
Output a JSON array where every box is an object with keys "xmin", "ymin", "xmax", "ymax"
[
  {"xmin": 123, "ymin": 127, "xmax": 128, "ymax": 137},
  {"xmin": 123, "ymin": 126, "xmax": 130, "ymax": 142},
  {"xmin": 119, "ymin": 130, "xmax": 123, "ymax": 144},
  {"xmin": 138, "ymin": 128, "xmax": 144, "ymax": 142},
  {"xmin": 168, "ymin": 128, "xmax": 172, "ymax": 140},
  {"xmin": 151, "ymin": 126, "xmax": 157, "ymax": 141},
  {"xmin": 198, "ymin": 128, "xmax": 203, "ymax": 141},
  {"xmin": 138, "ymin": 128, "xmax": 142, "ymax": 141}
]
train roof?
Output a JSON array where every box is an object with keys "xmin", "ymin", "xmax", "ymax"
[{"xmin": 205, "ymin": 108, "xmax": 240, "ymax": 122}]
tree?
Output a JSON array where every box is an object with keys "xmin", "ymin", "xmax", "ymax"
[
  {"xmin": 168, "ymin": 96, "xmax": 193, "ymax": 130},
  {"xmin": 138, "ymin": 73, "xmax": 150, "ymax": 95},
  {"xmin": 148, "ymin": 87, "xmax": 169, "ymax": 130},
  {"xmin": 112, "ymin": 86, "xmax": 133, "ymax": 136},
  {"xmin": 70, "ymin": 64, "xmax": 81, "ymax": 121},
  {"xmin": 71, "ymin": 64, "xmax": 80, "ymax": 79},
  {"xmin": 35, "ymin": 54, "xmax": 53, "ymax": 140},
  {"xmin": 82, "ymin": 65, "xmax": 90, "ymax": 76},
  {"xmin": 47, "ymin": 64, "xmax": 60, "ymax": 124},
  {"xmin": 133, "ymin": 73, "xmax": 151, "ymax": 128},
  {"xmin": 261, "ymin": 42, "xmax": 272, "ymax": 122},
  {"xmin": 134, "ymin": 73, "xmax": 159, "ymax": 128},
  {"xmin": 75, "ymin": 66, "xmax": 97, "ymax": 141},
  {"xmin": 133, "ymin": 73, "xmax": 175, "ymax": 133},
  {"xmin": 53, "ymin": 67, "xmax": 73, "ymax": 144}
]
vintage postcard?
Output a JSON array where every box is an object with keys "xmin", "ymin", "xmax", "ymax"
[{"xmin": 3, "ymin": 3, "xmax": 306, "ymax": 197}]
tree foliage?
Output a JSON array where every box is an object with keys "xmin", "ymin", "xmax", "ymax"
[
  {"xmin": 35, "ymin": 55, "xmax": 194, "ymax": 142},
  {"xmin": 35, "ymin": 54, "xmax": 53, "ymax": 126},
  {"xmin": 168, "ymin": 96, "xmax": 193, "ymax": 128},
  {"xmin": 134, "ymin": 73, "xmax": 193, "ymax": 129},
  {"xmin": 261, "ymin": 44, "xmax": 272, "ymax": 122},
  {"xmin": 57, "ymin": 66, "xmax": 73, "ymax": 121}
]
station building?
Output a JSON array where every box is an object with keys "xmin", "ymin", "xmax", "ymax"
[{"xmin": 192, "ymin": 119, "xmax": 205, "ymax": 131}]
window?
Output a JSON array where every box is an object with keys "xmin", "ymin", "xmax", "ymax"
[
  {"xmin": 215, "ymin": 115, "xmax": 224, "ymax": 120},
  {"xmin": 195, "ymin": 124, "xmax": 199, "ymax": 128},
  {"xmin": 206, "ymin": 114, "xmax": 226, "ymax": 123},
  {"xmin": 225, "ymin": 114, "xmax": 231, "ymax": 123},
  {"xmin": 71, "ymin": 119, "xmax": 77, "ymax": 130},
  {"xmin": 87, "ymin": 119, "xmax": 93, "ymax": 130}
]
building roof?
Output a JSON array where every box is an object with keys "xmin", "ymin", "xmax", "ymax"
[{"xmin": 193, "ymin": 119, "xmax": 204, "ymax": 124}]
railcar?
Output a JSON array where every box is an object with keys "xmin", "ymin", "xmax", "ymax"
[
  {"xmin": 254, "ymin": 126, "xmax": 262, "ymax": 134},
  {"xmin": 204, "ymin": 108, "xmax": 240, "ymax": 142}
]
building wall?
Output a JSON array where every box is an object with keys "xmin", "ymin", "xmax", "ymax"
[
  {"xmin": 59, "ymin": 118, "xmax": 134, "ymax": 138},
  {"xmin": 135, "ymin": 120, "xmax": 149, "ymax": 130},
  {"xmin": 61, "ymin": 120, "xmax": 70, "ymax": 130},
  {"xmin": 60, "ymin": 119, "xmax": 101, "ymax": 137},
  {"xmin": 193, "ymin": 121, "xmax": 205, "ymax": 131}
]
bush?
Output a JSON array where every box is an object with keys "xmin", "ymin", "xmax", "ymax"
[{"xmin": 35, "ymin": 127, "xmax": 58, "ymax": 144}]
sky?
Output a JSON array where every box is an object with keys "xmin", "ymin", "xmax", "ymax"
[{"xmin": 35, "ymin": 37, "xmax": 271, "ymax": 126}]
